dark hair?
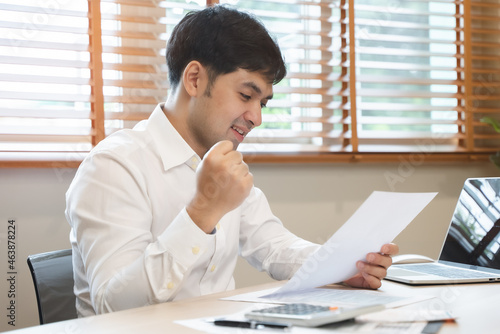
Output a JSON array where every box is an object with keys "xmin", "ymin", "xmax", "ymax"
[{"xmin": 166, "ymin": 5, "xmax": 287, "ymax": 90}]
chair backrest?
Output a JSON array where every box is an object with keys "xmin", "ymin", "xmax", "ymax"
[{"xmin": 27, "ymin": 249, "xmax": 77, "ymax": 324}]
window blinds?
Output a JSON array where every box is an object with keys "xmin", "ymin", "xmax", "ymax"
[
  {"xmin": 223, "ymin": 0, "xmax": 353, "ymax": 154},
  {"xmin": 230, "ymin": 0, "xmax": 499, "ymax": 156},
  {"xmin": 353, "ymin": 0, "xmax": 466, "ymax": 153},
  {"xmin": 0, "ymin": 0, "xmax": 201, "ymax": 166},
  {"xmin": 0, "ymin": 2, "xmax": 93, "ymax": 164},
  {"xmin": 0, "ymin": 0, "xmax": 498, "ymax": 166}
]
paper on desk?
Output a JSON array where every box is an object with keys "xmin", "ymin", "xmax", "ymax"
[
  {"xmin": 357, "ymin": 308, "xmax": 455, "ymax": 323},
  {"xmin": 270, "ymin": 191, "xmax": 437, "ymax": 296},
  {"xmin": 223, "ymin": 285, "xmax": 433, "ymax": 309}
]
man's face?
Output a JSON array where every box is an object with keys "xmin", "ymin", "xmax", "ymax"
[{"xmin": 187, "ymin": 68, "xmax": 273, "ymax": 156}]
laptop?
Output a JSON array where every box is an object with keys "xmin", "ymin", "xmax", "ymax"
[{"xmin": 386, "ymin": 177, "xmax": 500, "ymax": 285}]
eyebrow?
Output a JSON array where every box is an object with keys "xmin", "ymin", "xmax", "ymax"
[{"xmin": 243, "ymin": 82, "xmax": 273, "ymax": 100}]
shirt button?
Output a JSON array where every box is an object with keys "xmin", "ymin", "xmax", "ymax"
[
  {"xmin": 192, "ymin": 246, "xmax": 200, "ymax": 255},
  {"xmin": 210, "ymin": 265, "xmax": 216, "ymax": 272},
  {"xmin": 167, "ymin": 282, "xmax": 174, "ymax": 289},
  {"xmin": 189, "ymin": 156, "xmax": 199, "ymax": 169},
  {"xmin": 216, "ymin": 223, "xmax": 221, "ymax": 230}
]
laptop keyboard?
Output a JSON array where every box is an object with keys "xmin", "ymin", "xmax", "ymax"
[{"xmin": 400, "ymin": 263, "xmax": 497, "ymax": 279}]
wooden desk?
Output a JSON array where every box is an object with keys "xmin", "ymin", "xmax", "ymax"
[{"xmin": 5, "ymin": 280, "xmax": 500, "ymax": 333}]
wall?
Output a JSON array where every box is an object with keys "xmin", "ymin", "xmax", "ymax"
[{"xmin": 0, "ymin": 161, "xmax": 498, "ymax": 331}]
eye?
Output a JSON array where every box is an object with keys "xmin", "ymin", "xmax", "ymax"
[
  {"xmin": 240, "ymin": 93, "xmax": 251, "ymax": 101},
  {"xmin": 260, "ymin": 102, "xmax": 267, "ymax": 109}
]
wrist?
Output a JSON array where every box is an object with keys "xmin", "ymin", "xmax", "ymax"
[{"xmin": 186, "ymin": 201, "xmax": 221, "ymax": 234}]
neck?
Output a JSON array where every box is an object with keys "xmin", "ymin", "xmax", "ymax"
[{"xmin": 162, "ymin": 90, "xmax": 206, "ymax": 158}]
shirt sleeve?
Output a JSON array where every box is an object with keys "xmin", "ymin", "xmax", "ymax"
[
  {"xmin": 238, "ymin": 187, "xmax": 321, "ymax": 281},
  {"xmin": 66, "ymin": 151, "xmax": 214, "ymax": 314}
]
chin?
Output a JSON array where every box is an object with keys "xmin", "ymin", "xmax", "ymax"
[{"xmin": 231, "ymin": 141, "xmax": 240, "ymax": 151}]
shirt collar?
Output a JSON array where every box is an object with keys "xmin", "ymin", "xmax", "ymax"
[{"xmin": 145, "ymin": 103, "xmax": 200, "ymax": 172}]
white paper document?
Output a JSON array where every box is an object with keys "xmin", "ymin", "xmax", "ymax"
[
  {"xmin": 223, "ymin": 285, "xmax": 432, "ymax": 309},
  {"xmin": 357, "ymin": 308, "xmax": 455, "ymax": 323},
  {"xmin": 271, "ymin": 191, "xmax": 437, "ymax": 296}
]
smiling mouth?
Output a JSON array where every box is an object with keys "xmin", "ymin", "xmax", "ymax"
[{"xmin": 231, "ymin": 125, "xmax": 246, "ymax": 137}]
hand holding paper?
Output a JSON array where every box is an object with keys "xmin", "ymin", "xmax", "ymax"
[
  {"xmin": 272, "ymin": 191, "xmax": 437, "ymax": 296},
  {"xmin": 344, "ymin": 242, "xmax": 399, "ymax": 289}
]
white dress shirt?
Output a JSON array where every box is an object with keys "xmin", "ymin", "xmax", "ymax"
[{"xmin": 66, "ymin": 103, "xmax": 319, "ymax": 317}]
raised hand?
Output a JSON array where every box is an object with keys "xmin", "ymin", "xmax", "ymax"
[{"xmin": 187, "ymin": 141, "xmax": 253, "ymax": 233}]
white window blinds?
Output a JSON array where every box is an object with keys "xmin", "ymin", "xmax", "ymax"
[{"xmin": 0, "ymin": 2, "xmax": 93, "ymax": 164}]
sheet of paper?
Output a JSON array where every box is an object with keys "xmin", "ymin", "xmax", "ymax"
[
  {"xmin": 222, "ymin": 285, "xmax": 433, "ymax": 309},
  {"xmin": 271, "ymin": 191, "xmax": 437, "ymax": 295},
  {"xmin": 357, "ymin": 309, "xmax": 455, "ymax": 323}
]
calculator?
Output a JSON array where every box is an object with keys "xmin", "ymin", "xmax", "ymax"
[{"xmin": 245, "ymin": 303, "xmax": 385, "ymax": 327}]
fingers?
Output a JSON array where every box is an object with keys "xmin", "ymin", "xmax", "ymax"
[
  {"xmin": 359, "ymin": 272, "xmax": 383, "ymax": 289},
  {"xmin": 188, "ymin": 141, "xmax": 253, "ymax": 233},
  {"xmin": 367, "ymin": 252, "xmax": 393, "ymax": 270},
  {"xmin": 204, "ymin": 141, "xmax": 249, "ymax": 179},
  {"xmin": 359, "ymin": 246, "xmax": 396, "ymax": 279},
  {"xmin": 207, "ymin": 140, "xmax": 235, "ymax": 156},
  {"xmin": 343, "ymin": 271, "xmax": 383, "ymax": 290},
  {"xmin": 345, "ymin": 243, "xmax": 400, "ymax": 290},
  {"xmin": 349, "ymin": 260, "xmax": 386, "ymax": 290},
  {"xmin": 381, "ymin": 243, "xmax": 399, "ymax": 256},
  {"xmin": 357, "ymin": 256, "xmax": 388, "ymax": 279},
  {"xmin": 225, "ymin": 150, "xmax": 250, "ymax": 177}
]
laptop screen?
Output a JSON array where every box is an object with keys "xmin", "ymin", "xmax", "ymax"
[{"xmin": 439, "ymin": 178, "xmax": 500, "ymax": 270}]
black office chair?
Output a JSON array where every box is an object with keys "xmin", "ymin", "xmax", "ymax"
[{"xmin": 27, "ymin": 249, "xmax": 78, "ymax": 324}]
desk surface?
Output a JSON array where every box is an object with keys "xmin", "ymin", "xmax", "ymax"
[{"xmin": 6, "ymin": 280, "xmax": 500, "ymax": 334}]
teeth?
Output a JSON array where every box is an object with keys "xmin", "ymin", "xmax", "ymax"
[{"xmin": 232, "ymin": 126, "xmax": 244, "ymax": 135}]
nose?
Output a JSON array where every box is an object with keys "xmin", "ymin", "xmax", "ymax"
[{"xmin": 245, "ymin": 102, "xmax": 262, "ymax": 128}]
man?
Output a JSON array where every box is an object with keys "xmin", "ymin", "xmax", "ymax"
[{"xmin": 66, "ymin": 5, "xmax": 398, "ymax": 317}]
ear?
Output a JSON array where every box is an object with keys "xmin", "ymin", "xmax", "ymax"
[{"xmin": 182, "ymin": 61, "xmax": 208, "ymax": 97}]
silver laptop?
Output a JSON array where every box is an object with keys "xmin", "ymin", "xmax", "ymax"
[{"xmin": 386, "ymin": 177, "xmax": 500, "ymax": 285}]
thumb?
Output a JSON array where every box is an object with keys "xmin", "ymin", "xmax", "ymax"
[{"xmin": 205, "ymin": 140, "xmax": 234, "ymax": 158}]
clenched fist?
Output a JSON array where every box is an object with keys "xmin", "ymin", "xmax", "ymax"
[{"xmin": 187, "ymin": 141, "xmax": 253, "ymax": 233}]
